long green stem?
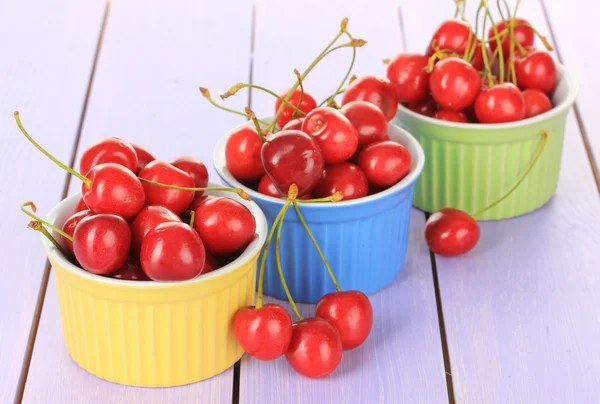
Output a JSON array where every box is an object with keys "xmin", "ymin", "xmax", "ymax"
[
  {"xmin": 199, "ymin": 87, "xmax": 270, "ymax": 126},
  {"xmin": 21, "ymin": 202, "xmax": 73, "ymax": 241},
  {"xmin": 28, "ymin": 220, "xmax": 70, "ymax": 257},
  {"xmin": 14, "ymin": 112, "xmax": 92, "ymax": 187},
  {"xmin": 189, "ymin": 211, "xmax": 195, "ymax": 228},
  {"xmin": 256, "ymin": 203, "xmax": 287, "ymax": 308},
  {"xmin": 292, "ymin": 69, "xmax": 305, "ymax": 119},
  {"xmin": 466, "ymin": 3, "xmax": 484, "ymax": 63},
  {"xmin": 473, "ymin": 131, "xmax": 548, "ymax": 218},
  {"xmin": 293, "ymin": 200, "xmax": 341, "ymax": 292},
  {"xmin": 275, "ymin": 202, "xmax": 303, "ymax": 320},
  {"xmin": 137, "ymin": 178, "xmax": 251, "ymax": 200},
  {"xmin": 244, "ymin": 106, "xmax": 264, "ymax": 141},
  {"xmin": 325, "ymin": 29, "xmax": 357, "ymax": 107},
  {"xmin": 479, "ymin": 7, "xmax": 495, "ymax": 86},
  {"xmin": 221, "ymin": 83, "xmax": 306, "ymax": 117},
  {"xmin": 296, "ymin": 192, "xmax": 343, "ymax": 203},
  {"xmin": 484, "ymin": 5, "xmax": 505, "ymax": 83}
]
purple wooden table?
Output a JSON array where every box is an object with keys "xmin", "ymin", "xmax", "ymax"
[{"xmin": 2, "ymin": 0, "xmax": 599, "ymax": 403}]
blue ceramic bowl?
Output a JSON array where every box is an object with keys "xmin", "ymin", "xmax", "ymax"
[{"xmin": 213, "ymin": 120, "xmax": 425, "ymax": 303}]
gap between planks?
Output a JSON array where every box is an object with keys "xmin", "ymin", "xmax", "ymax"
[
  {"xmin": 13, "ymin": 2, "xmax": 112, "ymax": 403},
  {"xmin": 540, "ymin": 0, "xmax": 600, "ymax": 195}
]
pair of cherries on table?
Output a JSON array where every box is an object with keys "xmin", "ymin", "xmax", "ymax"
[
  {"xmin": 386, "ymin": 7, "xmax": 557, "ymax": 124},
  {"xmin": 17, "ymin": 113, "xmax": 256, "ymax": 282}
]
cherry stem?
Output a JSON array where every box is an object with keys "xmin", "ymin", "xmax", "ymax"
[
  {"xmin": 473, "ymin": 131, "xmax": 548, "ymax": 218},
  {"xmin": 137, "ymin": 178, "xmax": 252, "ymax": 201},
  {"xmin": 466, "ymin": 3, "xmax": 484, "ymax": 62},
  {"xmin": 324, "ymin": 29, "xmax": 357, "ymax": 107},
  {"xmin": 479, "ymin": 6, "xmax": 495, "ymax": 86},
  {"xmin": 28, "ymin": 220, "xmax": 70, "ymax": 257},
  {"xmin": 14, "ymin": 112, "xmax": 92, "ymax": 188},
  {"xmin": 292, "ymin": 200, "xmax": 341, "ymax": 292},
  {"xmin": 221, "ymin": 83, "xmax": 307, "ymax": 118},
  {"xmin": 519, "ymin": 22, "xmax": 553, "ymax": 51},
  {"xmin": 21, "ymin": 202, "xmax": 73, "ymax": 241},
  {"xmin": 199, "ymin": 87, "xmax": 270, "ymax": 126},
  {"xmin": 292, "ymin": 68, "xmax": 305, "ymax": 119},
  {"xmin": 454, "ymin": 0, "xmax": 466, "ymax": 20},
  {"xmin": 296, "ymin": 192, "xmax": 344, "ymax": 203},
  {"xmin": 189, "ymin": 210, "xmax": 195, "ymax": 228},
  {"xmin": 245, "ymin": 106, "xmax": 264, "ymax": 141},
  {"xmin": 318, "ymin": 88, "xmax": 347, "ymax": 107},
  {"xmin": 255, "ymin": 200, "xmax": 288, "ymax": 309},
  {"xmin": 425, "ymin": 49, "xmax": 460, "ymax": 72}
]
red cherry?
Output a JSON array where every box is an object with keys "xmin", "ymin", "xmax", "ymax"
[
  {"xmin": 73, "ymin": 214, "xmax": 131, "ymax": 275},
  {"xmin": 407, "ymin": 95, "xmax": 437, "ymax": 117},
  {"xmin": 82, "ymin": 163, "xmax": 145, "ymax": 219},
  {"xmin": 274, "ymin": 87, "xmax": 317, "ymax": 129},
  {"xmin": 80, "ymin": 137, "xmax": 138, "ymax": 176},
  {"xmin": 62, "ymin": 209, "xmax": 92, "ymax": 254},
  {"xmin": 514, "ymin": 50, "xmax": 557, "ymax": 94},
  {"xmin": 225, "ymin": 125, "xmax": 265, "ymax": 181},
  {"xmin": 171, "ymin": 156, "xmax": 209, "ymax": 199},
  {"xmin": 523, "ymin": 88, "xmax": 553, "ymax": 118},
  {"xmin": 257, "ymin": 174, "xmax": 312, "ymax": 200},
  {"xmin": 425, "ymin": 208, "xmax": 480, "ymax": 256},
  {"xmin": 386, "ymin": 53, "xmax": 429, "ymax": 103},
  {"xmin": 357, "ymin": 141, "xmax": 412, "ymax": 187},
  {"xmin": 433, "ymin": 109, "xmax": 469, "ymax": 123},
  {"xmin": 193, "ymin": 197, "xmax": 256, "ymax": 256},
  {"xmin": 140, "ymin": 221, "xmax": 206, "ymax": 281},
  {"xmin": 340, "ymin": 101, "xmax": 388, "ymax": 150},
  {"xmin": 426, "ymin": 19, "xmax": 471, "ymax": 56},
  {"xmin": 474, "ymin": 83, "xmax": 525, "ymax": 124},
  {"xmin": 110, "ymin": 256, "xmax": 150, "ymax": 281},
  {"xmin": 130, "ymin": 205, "xmax": 182, "ymax": 253},
  {"xmin": 131, "ymin": 143, "xmax": 156, "ymax": 173},
  {"xmin": 341, "ymin": 75, "xmax": 398, "ymax": 121},
  {"xmin": 233, "ymin": 304, "xmax": 293, "ymax": 361},
  {"xmin": 203, "ymin": 252, "xmax": 221, "ymax": 274},
  {"xmin": 261, "ymin": 130, "xmax": 324, "ymax": 196},
  {"xmin": 315, "ymin": 163, "xmax": 368, "ymax": 201},
  {"xmin": 189, "ymin": 194, "xmax": 217, "ymax": 211},
  {"xmin": 281, "ymin": 117, "xmax": 305, "ymax": 131},
  {"xmin": 285, "ymin": 317, "xmax": 343, "ymax": 378},
  {"xmin": 488, "ymin": 18, "xmax": 534, "ymax": 55},
  {"xmin": 138, "ymin": 160, "xmax": 195, "ymax": 215},
  {"xmin": 315, "ymin": 291, "xmax": 373, "ymax": 350},
  {"xmin": 301, "ymin": 107, "xmax": 358, "ymax": 164},
  {"xmin": 429, "ymin": 57, "xmax": 481, "ymax": 112},
  {"xmin": 74, "ymin": 197, "xmax": 88, "ymax": 214}
]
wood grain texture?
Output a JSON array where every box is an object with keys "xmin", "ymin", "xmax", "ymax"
[
  {"xmin": 0, "ymin": 1, "xmax": 105, "ymax": 402},
  {"xmin": 401, "ymin": 1, "xmax": 600, "ymax": 402},
  {"xmin": 23, "ymin": 0, "xmax": 253, "ymax": 402},
  {"xmin": 240, "ymin": 2, "xmax": 449, "ymax": 403}
]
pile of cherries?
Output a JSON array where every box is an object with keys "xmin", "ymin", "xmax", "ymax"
[
  {"xmin": 18, "ymin": 114, "xmax": 256, "ymax": 282},
  {"xmin": 386, "ymin": 2, "xmax": 557, "ymax": 124}
]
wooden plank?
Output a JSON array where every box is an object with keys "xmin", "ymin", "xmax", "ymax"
[
  {"xmin": 22, "ymin": 0, "xmax": 253, "ymax": 402},
  {"xmin": 0, "ymin": 1, "xmax": 105, "ymax": 402},
  {"xmin": 400, "ymin": 0, "xmax": 600, "ymax": 402},
  {"xmin": 240, "ymin": 1, "xmax": 449, "ymax": 403}
]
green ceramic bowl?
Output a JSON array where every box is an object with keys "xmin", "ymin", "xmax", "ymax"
[{"xmin": 394, "ymin": 65, "xmax": 578, "ymax": 220}]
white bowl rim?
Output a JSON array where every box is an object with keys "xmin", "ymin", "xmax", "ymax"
[
  {"xmin": 213, "ymin": 120, "xmax": 426, "ymax": 208},
  {"xmin": 395, "ymin": 64, "xmax": 578, "ymax": 130},
  {"xmin": 41, "ymin": 183, "xmax": 268, "ymax": 287}
]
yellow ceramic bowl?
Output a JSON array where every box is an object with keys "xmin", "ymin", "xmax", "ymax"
[{"xmin": 41, "ymin": 186, "xmax": 267, "ymax": 387}]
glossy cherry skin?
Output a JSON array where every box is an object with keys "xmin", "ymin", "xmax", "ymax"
[
  {"xmin": 233, "ymin": 304, "xmax": 293, "ymax": 361},
  {"xmin": 523, "ymin": 89, "xmax": 553, "ymax": 118},
  {"xmin": 407, "ymin": 96, "xmax": 437, "ymax": 117},
  {"xmin": 261, "ymin": 130, "xmax": 325, "ymax": 196},
  {"xmin": 315, "ymin": 290, "xmax": 373, "ymax": 350},
  {"xmin": 488, "ymin": 18, "xmax": 534, "ymax": 55},
  {"xmin": 171, "ymin": 156, "xmax": 209, "ymax": 198},
  {"xmin": 203, "ymin": 252, "xmax": 221, "ymax": 274},
  {"xmin": 425, "ymin": 208, "xmax": 480, "ymax": 256},
  {"xmin": 285, "ymin": 317, "xmax": 343, "ymax": 378},
  {"xmin": 140, "ymin": 221, "xmax": 206, "ymax": 281},
  {"xmin": 225, "ymin": 125, "xmax": 265, "ymax": 181},
  {"xmin": 433, "ymin": 110, "xmax": 469, "ymax": 123},
  {"xmin": 358, "ymin": 141, "xmax": 412, "ymax": 187},
  {"xmin": 341, "ymin": 75, "xmax": 398, "ymax": 121},
  {"xmin": 386, "ymin": 53, "xmax": 429, "ymax": 103},
  {"xmin": 282, "ymin": 118, "xmax": 305, "ymax": 131},
  {"xmin": 132, "ymin": 143, "xmax": 156, "ymax": 173},
  {"xmin": 315, "ymin": 163, "xmax": 368, "ymax": 201},
  {"xmin": 427, "ymin": 19, "xmax": 487, "ymax": 69},
  {"xmin": 130, "ymin": 205, "xmax": 182, "ymax": 253},
  {"xmin": 274, "ymin": 87, "xmax": 317, "ymax": 129},
  {"xmin": 138, "ymin": 160, "xmax": 195, "ymax": 215},
  {"xmin": 514, "ymin": 50, "xmax": 557, "ymax": 94},
  {"xmin": 474, "ymin": 83, "xmax": 525, "ymax": 124},
  {"xmin": 74, "ymin": 197, "xmax": 88, "ymax": 213},
  {"xmin": 62, "ymin": 209, "xmax": 92, "ymax": 254},
  {"xmin": 257, "ymin": 174, "xmax": 312, "ymax": 200},
  {"xmin": 189, "ymin": 194, "xmax": 217, "ymax": 211},
  {"xmin": 110, "ymin": 257, "xmax": 150, "ymax": 281},
  {"xmin": 430, "ymin": 57, "xmax": 481, "ymax": 112},
  {"xmin": 340, "ymin": 101, "xmax": 388, "ymax": 150},
  {"xmin": 194, "ymin": 197, "xmax": 256, "ymax": 256},
  {"xmin": 82, "ymin": 163, "xmax": 145, "ymax": 219},
  {"xmin": 80, "ymin": 137, "xmax": 138, "ymax": 176},
  {"xmin": 73, "ymin": 214, "xmax": 131, "ymax": 275},
  {"xmin": 301, "ymin": 107, "xmax": 358, "ymax": 164}
]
